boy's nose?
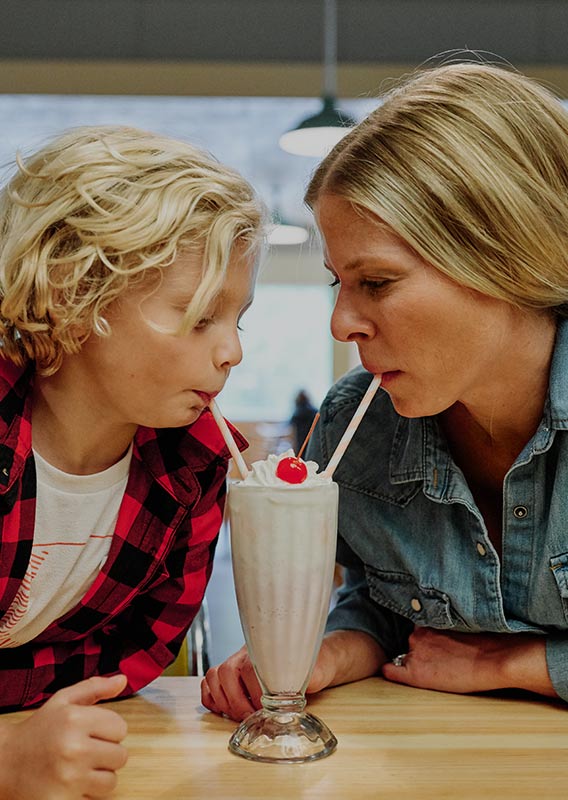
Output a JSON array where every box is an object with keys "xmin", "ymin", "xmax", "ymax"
[{"xmin": 215, "ymin": 329, "xmax": 243, "ymax": 370}]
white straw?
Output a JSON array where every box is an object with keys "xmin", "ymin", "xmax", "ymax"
[
  {"xmin": 321, "ymin": 375, "xmax": 382, "ymax": 479},
  {"xmin": 209, "ymin": 400, "xmax": 250, "ymax": 481}
]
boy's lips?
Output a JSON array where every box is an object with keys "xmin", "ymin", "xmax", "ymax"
[{"xmin": 193, "ymin": 390, "xmax": 219, "ymax": 405}]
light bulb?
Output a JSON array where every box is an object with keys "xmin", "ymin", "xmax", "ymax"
[
  {"xmin": 279, "ymin": 125, "xmax": 353, "ymax": 158},
  {"xmin": 267, "ymin": 224, "xmax": 309, "ymax": 246}
]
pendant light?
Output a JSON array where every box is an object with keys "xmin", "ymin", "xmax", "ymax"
[
  {"xmin": 279, "ymin": 0, "xmax": 355, "ymax": 158},
  {"xmin": 267, "ymin": 221, "xmax": 309, "ymax": 246}
]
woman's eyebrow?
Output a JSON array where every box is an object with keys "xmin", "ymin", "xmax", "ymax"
[
  {"xmin": 341, "ymin": 258, "xmax": 367, "ymax": 272},
  {"xmin": 325, "ymin": 258, "xmax": 390, "ymax": 273}
]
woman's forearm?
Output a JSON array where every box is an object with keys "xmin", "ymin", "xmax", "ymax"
[
  {"xmin": 315, "ymin": 629, "xmax": 387, "ymax": 689},
  {"xmin": 501, "ymin": 635, "xmax": 557, "ymax": 697}
]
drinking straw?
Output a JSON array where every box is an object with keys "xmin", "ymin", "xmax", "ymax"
[
  {"xmin": 297, "ymin": 412, "xmax": 320, "ymax": 459},
  {"xmin": 321, "ymin": 375, "xmax": 382, "ymax": 478},
  {"xmin": 209, "ymin": 399, "xmax": 250, "ymax": 480}
]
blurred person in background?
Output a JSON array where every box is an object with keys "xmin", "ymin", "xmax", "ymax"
[{"xmin": 289, "ymin": 389, "xmax": 318, "ymax": 454}]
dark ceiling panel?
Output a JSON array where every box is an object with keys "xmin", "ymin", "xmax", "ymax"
[
  {"xmin": 0, "ymin": 0, "xmax": 142, "ymax": 58},
  {"xmin": 541, "ymin": 1, "xmax": 568, "ymax": 61},
  {"xmin": 0, "ymin": 0, "xmax": 565, "ymax": 63},
  {"xmin": 339, "ymin": 1, "xmax": 540, "ymax": 63},
  {"xmin": 141, "ymin": 0, "xmax": 323, "ymax": 61}
]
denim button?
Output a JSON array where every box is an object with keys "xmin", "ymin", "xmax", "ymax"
[
  {"xmin": 513, "ymin": 505, "xmax": 528, "ymax": 519},
  {"xmin": 476, "ymin": 542, "xmax": 487, "ymax": 556},
  {"xmin": 410, "ymin": 597, "xmax": 422, "ymax": 612}
]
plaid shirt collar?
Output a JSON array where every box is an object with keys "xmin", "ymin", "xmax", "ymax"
[{"xmin": 0, "ymin": 358, "xmax": 246, "ymax": 506}]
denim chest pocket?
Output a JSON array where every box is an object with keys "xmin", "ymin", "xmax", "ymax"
[
  {"xmin": 550, "ymin": 553, "xmax": 568, "ymax": 623},
  {"xmin": 364, "ymin": 565, "xmax": 465, "ymax": 629}
]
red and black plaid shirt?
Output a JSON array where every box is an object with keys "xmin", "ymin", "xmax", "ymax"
[{"xmin": 0, "ymin": 358, "xmax": 246, "ymax": 710}]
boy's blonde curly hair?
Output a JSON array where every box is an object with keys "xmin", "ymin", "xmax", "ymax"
[{"xmin": 0, "ymin": 125, "xmax": 266, "ymax": 374}]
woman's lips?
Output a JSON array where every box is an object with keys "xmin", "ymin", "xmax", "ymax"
[{"xmin": 360, "ymin": 359, "xmax": 400, "ymax": 383}]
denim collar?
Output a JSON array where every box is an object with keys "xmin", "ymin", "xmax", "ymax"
[
  {"xmin": 549, "ymin": 317, "xmax": 568, "ymax": 429},
  {"xmin": 389, "ymin": 415, "xmax": 453, "ymax": 500},
  {"xmin": 389, "ymin": 316, "xmax": 568, "ymax": 495}
]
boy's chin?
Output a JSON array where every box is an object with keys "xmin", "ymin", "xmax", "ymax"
[
  {"xmin": 172, "ymin": 406, "xmax": 204, "ymax": 427},
  {"xmin": 149, "ymin": 405, "xmax": 205, "ymax": 429}
]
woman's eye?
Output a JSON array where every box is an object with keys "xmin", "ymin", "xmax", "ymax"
[
  {"xmin": 194, "ymin": 317, "xmax": 213, "ymax": 330},
  {"xmin": 361, "ymin": 279, "xmax": 387, "ymax": 296}
]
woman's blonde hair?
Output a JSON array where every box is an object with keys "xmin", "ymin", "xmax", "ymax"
[
  {"xmin": 0, "ymin": 125, "xmax": 266, "ymax": 374},
  {"xmin": 306, "ymin": 62, "xmax": 568, "ymax": 314}
]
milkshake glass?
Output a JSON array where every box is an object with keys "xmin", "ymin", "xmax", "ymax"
[{"xmin": 228, "ymin": 453, "xmax": 339, "ymax": 763}]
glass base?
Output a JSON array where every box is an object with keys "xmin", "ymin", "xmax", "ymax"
[{"xmin": 228, "ymin": 708, "xmax": 337, "ymax": 764}]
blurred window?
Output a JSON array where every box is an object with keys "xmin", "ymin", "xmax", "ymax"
[
  {"xmin": 0, "ymin": 95, "xmax": 344, "ymax": 423},
  {"xmin": 221, "ymin": 284, "xmax": 333, "ymax": 421}
]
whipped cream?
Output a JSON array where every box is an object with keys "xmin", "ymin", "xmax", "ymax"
[{"xmin": 240, "ymin": 449, "xmax": 332, "ymax": 487}]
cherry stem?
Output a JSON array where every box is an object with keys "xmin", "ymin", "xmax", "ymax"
[{"xmin": 297, "ymin": 412, "xmax": 321, "ymax": 459}]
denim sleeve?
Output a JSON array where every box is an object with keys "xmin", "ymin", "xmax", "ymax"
[
  {"xmin": 326, "ymin": 540, "xmax": 413, "ymax": 659},
  {"xmin": 545, "ymin": 636, "xmax": 568, "ymax": 702}
]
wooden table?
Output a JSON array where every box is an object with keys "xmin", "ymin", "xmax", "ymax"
[{"xmin": 78, "ymin": 676, "xmax": 568, "ymax": 799}]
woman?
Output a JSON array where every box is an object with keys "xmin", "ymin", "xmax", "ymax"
[{"xmin": 202, "ymin": 61, "xmax": 568, "ymax": 721}]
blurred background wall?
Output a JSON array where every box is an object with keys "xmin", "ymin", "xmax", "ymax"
[{"xmin": 1, "ymin": 0, "xmax": 568, "ymax": 95}]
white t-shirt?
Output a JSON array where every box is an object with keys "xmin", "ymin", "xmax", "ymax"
[{"xmin": 0, "ymin": 445, "xmax": 132, "ymax": 647}]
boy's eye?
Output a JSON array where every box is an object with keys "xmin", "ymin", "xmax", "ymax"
[
  {"xmin": 328, "ymin": 277, "xmax": 340, "ymax": 288},
  {"xmin": 237, "ymin": 304, "xmax": 252, "ymax": 333}
]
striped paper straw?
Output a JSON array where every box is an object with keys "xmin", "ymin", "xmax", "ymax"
[
  {"xmin": 321, "ymin": 375, "xmax": 382, "ymax": 479},
  {"xmin": 210, "ymin": 400, "xmax": 250, "ymax": 481}
]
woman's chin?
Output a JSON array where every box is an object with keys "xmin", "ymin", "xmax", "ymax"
[
  {"xmin": 390, "ymin": 394, "xmax": 448, "ymax": 419},
  {"xmin": 385, "ymin": 390, "xmax": 429, "ymax": 419}
]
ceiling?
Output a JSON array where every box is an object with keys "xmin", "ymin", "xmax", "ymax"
[
  {"xmin": 1, "ymin": 1, "xmax": 567, "ymax": 239},
  {"xmin": 1, "ymin": 0, "xmax": 567, "ymax": 66}
]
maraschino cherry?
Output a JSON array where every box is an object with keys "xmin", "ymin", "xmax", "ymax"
[{"xmin": 275, "ymin": 456, "xmax": 308, "ymax": 484}]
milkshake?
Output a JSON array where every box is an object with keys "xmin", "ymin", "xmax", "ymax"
[{"xmin": 228, "ymin": 450, "xmax": 339, "ymax": 763}]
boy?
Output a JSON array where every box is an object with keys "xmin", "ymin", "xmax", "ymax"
[{"xmin": 0, "ymin": 125, "xmax": 264, "ymax": 797}]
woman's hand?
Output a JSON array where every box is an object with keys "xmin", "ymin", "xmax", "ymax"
[
  {"xmin": 0, "ymin": 674, "xmax": 129, "ymax": 800},
  {"xmin": 201, "ymin": 630, "xmax": 386, "ymax": 722},
  {"xmin": 382, "ymin": 627, "xmax": 557, "ymax": 697}
]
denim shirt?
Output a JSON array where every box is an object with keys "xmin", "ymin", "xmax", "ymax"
[{"xmin": 308, "ymin": 318, "xmax": 568, "ymax": 702}]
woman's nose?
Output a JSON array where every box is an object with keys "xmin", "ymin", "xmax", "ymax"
[{"xmin": 330, "ymin": 291, "xmax": 374, "ymax": 343}]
